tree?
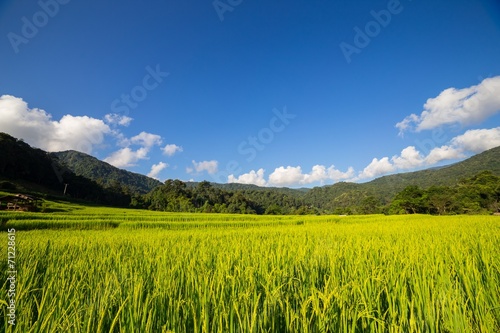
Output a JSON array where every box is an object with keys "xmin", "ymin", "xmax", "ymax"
[
  {"xmin": 359, "ymin": 196, "xmax": 382, "ymax": 214},
  {"xmin": 425, "ymin": 186, "xmax": 454, "ymax": 215},
  {"xmin": 390, "ymin": 185, "xmax": 427, "ymax": 214},
  {"xmin": 265, "ymin": 204, "xmax": 283, "ymax": 215}
]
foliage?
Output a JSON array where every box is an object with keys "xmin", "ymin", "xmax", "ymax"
[
  {"xmin": 305, "ymin": 145, "xmax": 500, "ymax": 208},
  {"xmin": 2, "ymin": 132, "xmax": 500, "ymax": 215},
  {"xmin": 0, "ymin": 132, "xmax": 131, "ymax": 207},
  {"xmin": 52, "ymin": 150, "xmax": 162, "ymax": 194}
]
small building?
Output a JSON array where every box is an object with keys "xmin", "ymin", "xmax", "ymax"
[{"xmin": 0, "ymin": 194, "xmax": 40, "ymax": 211}]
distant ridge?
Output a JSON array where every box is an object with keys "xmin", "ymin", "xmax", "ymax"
[
  {"xmin": 53, "ymin": 145, "xmax": 500, "ymax": 201},
  {"xmin": 303, "ymin": 146, "xmax": 500, "ymax": 208},
  {"xmin": 3, "ymin": 130, "xmax": 499, "ymax": 210},
  {"xmin": 52, "ymin": 150, "xmax": 162, "ymax": 194}
]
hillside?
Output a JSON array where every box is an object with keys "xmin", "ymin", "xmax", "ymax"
[
  {"xmin": 304, "ymin": 146, "xmax": 500, "ymax": 209},
  {"xmin": 186, "ymin": 181, "xmax": 308, "ymax": 197},
  {"xmin": 52, "ymin": 150, "xmax": 162, "ymax": 194},
  {"xmin": 51, "ymin": 142, "xmax": 500, "ymax": 206},
  {"xmin": 0, "ymin": 133, "xmax": 130, "ymax": 206},
  {"xmin": 2, "ymin": 131, "xmax": 499, "ymax": 213}
]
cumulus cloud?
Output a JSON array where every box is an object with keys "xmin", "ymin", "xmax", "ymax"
[
  {"xmin": 357, "ymin": 145, "xmax": 456, "ymax": 180},
  {"xmin": 424, "ymin": 145, "xmax": 463, "ymax": 165},
  {"xmin": 228, "ymin": 165, "xmax": 354, "ymax": 187},
  {"xmin": 104, "ymin": 113, "xmax": 133, "ymax": 126},
  {"xmin": 187, "ymin": 160, "xmax": 219, "ymax": 175},
  {"xmin": 450, "ymin": 127, "xmax": 500, "ymax": 153},
  {"xmin": 130, "ymin": 131, "xmax": 162, "ymax": 147},
  {"xmin": 104, "ymin": 131, "xmax": 163, "ymax": 168},
  {"xmin": 391, "ymin": 146, "xmax": 425, "ymax": 169},
  {"xmin": 227, "ymin": 125, "xmax": 500, "ymax": 187},
  {"xmin": 104, "ymin": 147, "xmax": 150, "ymax": 168},
  {"xmin": 419, "ymin": 127, "xmax": 500, "ymax": 166},
  {"xmin": 357, "ymin": 144, "xmax": 460, "ymax": 180},
  {"xmin": 0, "ymin": 95, "xmax": 111, "ymax": 154},
  {"xmin": 357, "ymin": 157, "xmax": 395, "ymax": 180},
  {"xmin": 356, "ymin": 126, "xmax": 500, "ymax": 180},
  {"xmin": 396, "ymin": 76, "xmax": 500, "ymax": 134},
  {"xmin": 268, "ymin": 166, "xmax": 304, "ymax": 187},
  {"xmin": 147, "ymin": 162, "xmax": 168, "ymax": 179},
  {"xmin": 162, "ymin": 144, "xmax": 183, "ymax": 156},
  {"xmin": 228, "ymin": 168, "xmax": 267, "ymax": 186}
]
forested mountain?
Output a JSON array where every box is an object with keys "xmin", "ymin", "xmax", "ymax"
[
  {"xmin": 186, "ymin": 181, "xmax": 308, "ymax": 197},
  {"xmin": 52, "ymin": 150, "xmax": 162, "ymax": 194},
  {"xmin": 1, "ymin": 131, "xmax": 499, "ymax": 214},
  {"xmin": 304, "ymin": 146, "xmax": 500, "ymax": 210},
  {"xmin": 51, "ymin": 140, "xmax": 500, "ymax": 206},
  {"xmin": 0, "ymin": 133, "xmax": 131, "ymax": 206}
]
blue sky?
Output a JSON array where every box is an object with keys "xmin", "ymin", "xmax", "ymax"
[{"xmin": 1, "ymin": 0, "xmax": 500, "ymax": 187}]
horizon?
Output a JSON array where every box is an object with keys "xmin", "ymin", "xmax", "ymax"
[
  {"xmin": 1, "ymin": 0, "xmax": 500, "ymax": 188},
  {"xmin": 31, "ymin": 141, "xmax": 499, "ymax": 190}
]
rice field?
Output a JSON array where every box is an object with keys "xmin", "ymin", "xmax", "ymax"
[{"xmin": 0, "ymin": 205, "xmax": 499, "ymax": 332}]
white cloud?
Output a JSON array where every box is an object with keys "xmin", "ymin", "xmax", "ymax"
[
  {"xmin": 104, "ymin": 113, "xmax": 133, "ymax": 126},
  {"xmin": 301, "ymin": 165, "xmax": 355, "ymax": 185},
  {"xmin": 419, "ymin": 127, "xmax": 500, "ymax": 166},
  {"xmin": 450, "ymin": 127, "xmax": 500, "ymax": 153},
  {"xmin": 356, "ymin": 127, "xmax": 500, "ymax": 180},
  {"xmin": 130, "ymin": 131, "xmax": 162, "ymax": 147},
  {"xmin": 227, "ymin": 126, "xmax": 500, "ymax": 187},
  {"xmin": 424, "ymin": 145, "xmax": 464, "ymax": 165},
  {"xmin": 391, "ymin": 146, "xmax": 424, "ymax": 169},
  {"xmin": 396, "ymin": 76, "xmax": 500, "ymax": 134},
  {"xmin": 357, "ymin": 144, "xmax": 462, "ymax": 180},
  {"xmin": 0, "ymin": 95, "xmax": 111, "ymax": 154},
  {"xmin": 104, "ymin": 131, "xmax": 163, "ymax": 168},
  {"xmin": 188, "ymin": 160, "xmax": 219, "ymax": 175},
  {"xmin": 268, "ymin": 166, "xmax": 304, "ymax": 187},
  {"xmin": 147, "ymin": 162, "xmax": 168, "ymax": 180},
  {"xmin": 162, "ymin": 144, "xmax": 183, "ymax": 156},
  {"xmin": 357, "ymin": 157, "xmax": 395, "ymax": 180},
  {"xmin": 104, "ymin": 147, "xmax": 149, "ymax": 168},
  {"xmin": 230, "ymin": 165, "xmax": 355, "ymax": 187},
  {"xmin": 228, "ymin": 168, "xmax": 267, "ymax": 186}
]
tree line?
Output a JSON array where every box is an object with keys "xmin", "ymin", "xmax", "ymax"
[
  {"xmin": 1, "ymin": 132, "xmax": 499, "ymax": 215},
  {"xmin": 130, "ymin": 171, "xmax": 500, "ymax": 215}
]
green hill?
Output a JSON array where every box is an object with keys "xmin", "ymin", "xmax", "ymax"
[
  {"xmin": 52, "ymin": 150, "xmax": 162, "ymax": 194},
  {"xmin": 0, "ymin": 132, "xmax": 130, "ymax": 206},
  {"xmin": 304, "ymin": 146, "xmax": 500, "ymax": 209},
  {"xmin": 2, "ymin": 130, "xmax": 499, "ymax": 214}
]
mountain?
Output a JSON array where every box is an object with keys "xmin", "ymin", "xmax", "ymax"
[
  {"xmin": 186, "ymin": 181, "xmax": 308, "ymax": 197},
  {"xmin": 0, "ymin": 133, "xmax": 64, "ymax": 192},
  {"xmin": 52, "ymin": 150, "xmax": 162, "ymax": 194},
  {"xmin": 51, "ymin": 144, "xmax": 500, "ymax": 207},
  {"xmin": 2, "ymin": 130, "xmax": 499, "ymax": 213},
  {"xmin": 0, "ymin": 132, "xmax": 130, "ymax": 206},
  {"xmin": 304, "ymin": 146, "xmax": 500, "ymax": 209}
]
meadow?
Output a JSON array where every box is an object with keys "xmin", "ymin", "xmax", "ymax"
[{"xmin": 0, "ymin": 201, "xmax": 499, "ymax": 332}]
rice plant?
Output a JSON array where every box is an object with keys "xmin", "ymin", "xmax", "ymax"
[{"xmin": 0, "ymin": 212, "xmax": 499, "ymax": 332}]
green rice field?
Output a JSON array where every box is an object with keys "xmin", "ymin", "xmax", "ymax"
[{"xmin": 1, "ymin": 203, "xmax": 499, "ymax": 332}]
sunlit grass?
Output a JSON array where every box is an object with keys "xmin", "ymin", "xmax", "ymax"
[{"xmin": 0, "ymin": 205, "xmax": 499, "ymax": 332}]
